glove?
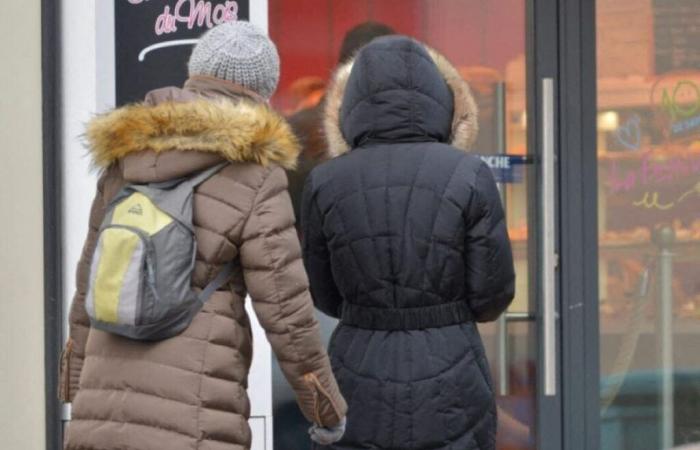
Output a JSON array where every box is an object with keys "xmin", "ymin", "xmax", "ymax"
[{"xmin": 309, "ymin": 417, "xmax": 346, "ymax": 445}]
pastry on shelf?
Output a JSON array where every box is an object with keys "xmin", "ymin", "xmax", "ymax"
[{"xmin": 601, "ymin": 227, "xmax": 651, "ymax": 245}]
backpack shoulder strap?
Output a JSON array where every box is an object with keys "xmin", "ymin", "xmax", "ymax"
[
  {"xmin": 130, "ymin": 162, "xmax": 229, "ymax": 229},
  {"xmin": 198, "ymin": 261, "xmax": 235, "ymax": 303},
  {"xmin": 179, "ymin": 162, "xmax": 229, "ymax": 190}
]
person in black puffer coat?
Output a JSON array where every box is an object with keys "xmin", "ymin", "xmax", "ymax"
[{"xmin": 300, "ymin": 36, "xmax": 515, "ymax": 450}]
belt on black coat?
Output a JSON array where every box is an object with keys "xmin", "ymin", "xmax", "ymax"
[{"xmin": 339, "ymin": 301, "xmax": 474, "ymax": 331}]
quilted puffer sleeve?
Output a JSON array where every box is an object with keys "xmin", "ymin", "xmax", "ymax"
[
  {"xmin": 463, "ymin": 162, "xmax": 516, "ymax": 322},
  {"xmin": 59, "ymin": 167, "xmax": 117, "ymax": 402},
  {"xmin": 240, "ymin": 166, "xmax": 347, "ymax": 427},
  {"xmin": 300, "ymin": 176, "xmax": 344, "ymax": 318}
]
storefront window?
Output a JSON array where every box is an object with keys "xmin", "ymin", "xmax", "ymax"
[
  {"xmin": 597, "ymin": 1, "xmax": 700, "ymax": 448},
  {"xmin": 269, "ymin": 1, "xmax": 535, "ymax": 449}
]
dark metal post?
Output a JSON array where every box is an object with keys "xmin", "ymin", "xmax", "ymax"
[
  {"xmin": 654, "ymin": 226, "xmax": 675, "ymax": 449},
  {"xmin": 42, "ymin": 0, "xmax": 63, "ymax": 448}
]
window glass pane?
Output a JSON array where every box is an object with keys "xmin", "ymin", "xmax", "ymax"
[{"xmin": 597, "ymin": 1, "xmax": 700, "ymax": 448}]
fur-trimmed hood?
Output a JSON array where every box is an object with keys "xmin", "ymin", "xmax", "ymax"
[
  {"xmin": 85, "ymin": 87, "xmax": 300, "ymax": 181},
  {"xmin": 324, "ymin": 36, "xmax": 478, "ymax": 156}
]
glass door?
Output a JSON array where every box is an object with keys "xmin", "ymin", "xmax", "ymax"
[
  {"xmin": 268, "ymin": 1, "xmax": 560, "ymax": 448},
  {"xmin": 596, "ymin": 0, "xmax": 700, "ymax": 449}
]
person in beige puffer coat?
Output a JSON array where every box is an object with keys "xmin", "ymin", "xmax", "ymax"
[{"xmin": 59, "ymin": 21, "xmax": 347, "ymax": 450}]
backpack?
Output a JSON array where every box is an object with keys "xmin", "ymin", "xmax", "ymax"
[{"xmin": 85, "ymin": 163, "xmax": 231, "ymax": 341}]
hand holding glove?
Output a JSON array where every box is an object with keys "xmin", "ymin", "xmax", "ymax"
[{"xmin": 309, "ymin": 417, "xmax": 346, "ymax": 445}]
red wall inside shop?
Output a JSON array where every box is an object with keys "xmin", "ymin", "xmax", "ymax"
[{"xmin": 269, "ymin": 0, "xmax": 525, "ymax": 111}]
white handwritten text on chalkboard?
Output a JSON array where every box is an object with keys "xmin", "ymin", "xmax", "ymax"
[{"xmin": 127, "ymin": 0, "xmax": 239, "ymax": 36}]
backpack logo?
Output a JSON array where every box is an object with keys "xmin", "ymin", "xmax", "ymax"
[{"xmin": 128, "ymin": 204, "xmax": 143, "ymax": 216}]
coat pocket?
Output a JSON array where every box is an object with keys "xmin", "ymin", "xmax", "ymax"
[{"xmin": 58, "ymin": 339, "xmax": 74, "ymax": 403}]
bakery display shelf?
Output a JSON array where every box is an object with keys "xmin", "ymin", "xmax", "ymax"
[
  {"xmin": 598, "ymin": 238, "xmax": 700, "ymax": 262},
  {"xmin": 600, "ymin": 318, "xmax": 700, "ymax": 335},
  {"xmin": 507, "ymin": 237, "xmax": 700, "ymax": 262},
  {"xmin": 598, "ymin": 146, "xmax": 700, "ymax": 161}
]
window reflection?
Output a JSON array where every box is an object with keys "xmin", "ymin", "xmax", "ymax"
[{"xmin": 597, "ymin": 0, "xmax": 700, "ymax": 448}]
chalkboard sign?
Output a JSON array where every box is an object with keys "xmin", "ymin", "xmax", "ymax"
[
  {"xmin": 654, "ymin": 0, "xmax": 700, "ymax": 73},
  {"xmin": 115, "ymin": 0, "xmax": 250, "ymax": 105}
]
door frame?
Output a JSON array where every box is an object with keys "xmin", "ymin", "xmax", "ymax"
[
  {"xmin": 527, "ymin": 1, "xmax": 560, "ymax": 449},
  {"xmin": 558, "ymin": 0, "xmax": 600, "ymax": 450},
  {"xmin": 551, "ymin": 0, "xmax": 600, "ymax": 449},
  {"xmin": 529, "ymin": 0, "xmax": 600, "ymax": 448}
]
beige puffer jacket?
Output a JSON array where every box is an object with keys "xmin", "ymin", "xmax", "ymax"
[{"xmin": 59, "ymin": 77, "xmax": 347, "ymax": 450}]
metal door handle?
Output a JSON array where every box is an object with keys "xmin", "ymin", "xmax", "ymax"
[
  {"xmin": 494, "ymin": 82, "xmax": 510, "ymax": 396},
  {"xmin": 541, "ymin": 78, "xmax": 557, "ymax": 397}
]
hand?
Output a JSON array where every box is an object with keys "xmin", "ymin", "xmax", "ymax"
[{"xmin": 309, "ymin": 417, "xmax": 346, "ymax": 445}]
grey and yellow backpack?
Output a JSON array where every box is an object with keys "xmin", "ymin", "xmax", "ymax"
[{"xmin": 85, "ymin": 163, "xmax": 230, "ymax": 341}]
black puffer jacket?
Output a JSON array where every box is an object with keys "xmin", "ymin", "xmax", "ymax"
[{"xmin": 301, "ymin": 36, "xmax": 515, "ymax": 450}]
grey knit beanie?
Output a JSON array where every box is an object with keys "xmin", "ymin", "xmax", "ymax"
[{"xmin": 188, "ymin": 21, "xmax": 280, "ymax": 100}]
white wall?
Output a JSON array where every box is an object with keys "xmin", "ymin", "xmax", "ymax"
[
  {"xmin": 60, "ymin": 1, "xmax": 273, "ymax": 447},
  {"xmin": 0, "ymin": 1, "xmax": 46, "ymax": 449}
]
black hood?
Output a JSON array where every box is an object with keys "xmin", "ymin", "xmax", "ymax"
[{"xmin": 339, "ymin": 36, "xmax": 455, "ymax": 148}]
